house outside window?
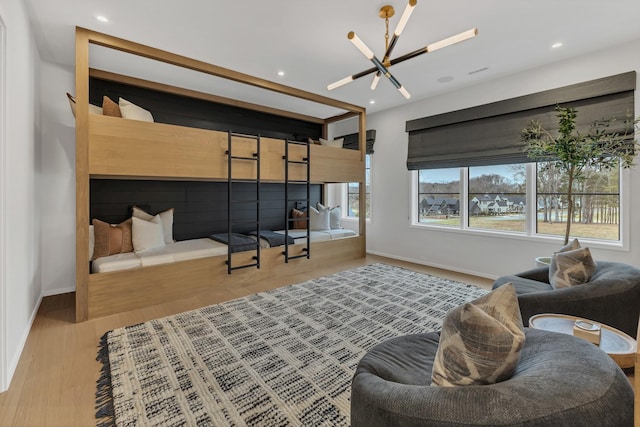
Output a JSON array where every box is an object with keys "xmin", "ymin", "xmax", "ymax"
[
  {"xmin": 417, "ymin": 168, "xmax": 460, "ymax": 228},
  {"xmin": 415, "ymin": 162, "xmax": 622, "ymax": 242},
  {"xmin": 468, "ymin": 164, "xmax": 526, "ymax": 233},
  {"xmin": 347, "ymin": 154, "xmax": 371, "ymax": 219}
]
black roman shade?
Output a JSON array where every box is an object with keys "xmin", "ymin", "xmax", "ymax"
[
  {"xmin": 406, "ymin": 71, "xmax": 636, "ymax": 170},
  {"xmin": 336, "ymin": 129, "xmax": 376, "ymax": 154}
]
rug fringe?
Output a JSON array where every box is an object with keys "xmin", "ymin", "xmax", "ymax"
[{"xmin": 95, "ymin": 331, "xmax": 115, "ymax": 427}]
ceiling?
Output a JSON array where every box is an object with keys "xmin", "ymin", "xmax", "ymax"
[{"xmin": 24, "ymin": 0, "xmax": 640, "ymax": 119}]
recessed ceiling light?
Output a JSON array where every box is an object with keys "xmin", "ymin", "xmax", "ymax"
[
  {"xmin": 437, "ymin": 76, "xmax": 454, "ymax": 83},
  {"xmin": 552, "ymin": 42, "xmax": 563, "ymax": 49},
  {"xmin": 369, "ymin": 100, "xmax": 375, "ymax": 105},
  {"xmin": 277, "ymin": 71, "xmax": 285, "ymax": 77},
  {"xmin": 96, "ymin": 15, "xmax": 109, "ymax": 23}
]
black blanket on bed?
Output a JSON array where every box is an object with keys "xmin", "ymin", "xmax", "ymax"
[
  {"xmin": 248, "ymin": 230, "xmax": 295, "ymax": 247},
  {"xmin": 209, "ymin": 233, "xmax": 258, "ymax": 253}
]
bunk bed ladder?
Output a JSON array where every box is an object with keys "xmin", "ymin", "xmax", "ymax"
[
  {"xmin": 225, "ymin": 131, "xmax": 261, "ymax": 274},
  {"xmin": 283, "ymin": 139, "xmax": 311, "ymax": 262}
]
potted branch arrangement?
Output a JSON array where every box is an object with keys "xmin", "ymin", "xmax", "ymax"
[{"xmin": 522, "ymin": 106, "xmax": 638, "ymax": 264}]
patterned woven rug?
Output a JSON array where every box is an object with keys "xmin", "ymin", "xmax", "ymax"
[{"xmin": 96, "ymin": 263, "xmax": 487, "ymax": 426}]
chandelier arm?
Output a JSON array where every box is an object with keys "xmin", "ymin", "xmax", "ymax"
[
  {"xmin": 369, "ymin": 57, "xmax": 410, "ymax": 99},
  {"xmin": 372, "ymin": 0, "xmax": 416, "ymax": 90},
  {"xmin": 349, "ymin": 31, "xmax": 410, "ymax": 99},
  {"xmin": 327, "ymin": 65, "xmax": 380, "ymax": 91},
  {"xmin": 388, "ymin": 28, "xmax": 478, "ymax": 67}
]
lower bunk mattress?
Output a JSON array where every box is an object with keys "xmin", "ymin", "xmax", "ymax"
[{"xmin": 91, "ymin": 229, "xmax": 358, "ymax": 273}]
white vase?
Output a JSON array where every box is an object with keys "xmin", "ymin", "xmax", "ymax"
[{"xmin": 535, "ymin": 256, "xmax": 552, "ymax": 268}]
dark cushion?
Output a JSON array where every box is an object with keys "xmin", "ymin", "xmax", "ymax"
[
  {"xmin": 493, "ymin": 261, "xmax": 640, "ymax": 337},
  {"xmin": 351, "ymin": 329, "xmax": 633, "ymax": 427}
]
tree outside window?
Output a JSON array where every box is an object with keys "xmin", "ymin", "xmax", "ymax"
[
  {"xmin": 416, "ymin": 162, "xmax": 622, "ymax": 242},
  {"xmin": 536, "ymin": 161, "xmax": 620, "ymax": 241}
]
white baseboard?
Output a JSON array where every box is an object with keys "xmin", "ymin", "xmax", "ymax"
[
  {"xmin": 366, "ymin": 250, "xmax": 497, "ymax": 280},
  {"xmin": 4, "ymin": 293, "xmax": 42, "ymax": 392},
  {"xmin": 42, "ymin": 286, "xmax": 75, "ymax": 297}
]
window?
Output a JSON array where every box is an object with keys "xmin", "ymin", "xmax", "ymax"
[
  {"xmin": 415, "ymin": 162, "xmax": 623, "ymax": 242},
  {"xmin": 417, "ymin": 168, "xmax": 460, "ymax": 227},
  {"xmin": 536, "ymin": 161, "xmax": 620, "ymax": 241},
  {"xmin": 468, "ymin": 164, "xmax": 526, "ymax": 233},
  {"xmin": 347, "ymin": 154, "xmax": 371, "ymax": 219}
]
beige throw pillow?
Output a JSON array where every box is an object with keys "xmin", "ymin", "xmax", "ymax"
[
  {"xmin": 66, "ymin": 93, "xmax": 102, "ymax": 117},
  {"xmin": 317, "ymin": 203, "xmax": 342, "ymax": 229},
  {"xmin": 132, "ymin": 206, "xmax": 174, "ymax": 245},
  {"xmin": 132, "ymin": 215, "xmax": 165, "ymax": 252},
  {"xmin": 549, "ymin": 247, "xmax": 596, "ymax": 289},
  {"xmin": 319, "ymin": 137, "xmax": 344, "ymax": 148},
  {"xmin": 119, "ymin": 98, "xmax": 154, "ymax": 122},
  {"xmin": 309, "ymin": 205, "xmax": 330, "ymax": 230},
  {"xmin": 431, "ymin": 283, "xmax": 525, "ymax": 387}
]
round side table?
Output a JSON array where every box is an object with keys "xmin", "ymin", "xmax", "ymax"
[{"xmin": 529, "ymin": 313, "xmax": 637, "ymax": 369}]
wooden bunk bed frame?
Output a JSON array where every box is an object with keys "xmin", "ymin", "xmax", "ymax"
[{"xmin": 75, "ymin": 28, "xmax": 367, "ymax": 322}]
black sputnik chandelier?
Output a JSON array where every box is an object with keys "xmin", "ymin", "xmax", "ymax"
[{"xmin": 327, "ymin": 0, "xmax": 478, "ymax": 99}]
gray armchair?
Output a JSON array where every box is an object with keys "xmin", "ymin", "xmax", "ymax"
[
  {"xmin": 351, "ymin": 330, "xmax": 633, "ymax": 426},
  {"xmin": 492, "ymin": 261, "xmax": 640, "ymax": 337}
]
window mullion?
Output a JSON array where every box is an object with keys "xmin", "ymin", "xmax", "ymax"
[
  {"xmin": 461, "ymin": 167, "xmax": 469, "ymax": 230},
  {"xmin": 526, "ymin": 163, "xmax": 537, "ymax": 237}
]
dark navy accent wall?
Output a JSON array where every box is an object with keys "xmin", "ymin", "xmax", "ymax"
[
  {"xmin": 90, "ymin": 180, "xmax": 321, "ymax": 240},
  {"xmin": 89, "ymin": 77, "xmax": 323, "ymax": 141}
]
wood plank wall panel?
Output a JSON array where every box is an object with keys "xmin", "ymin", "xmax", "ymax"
[
  {"xmin": 89, "ymin": 77, "xmax": 322, "ymax": 141},
  {"xmin": 87, "ymin": 237, "xmax": 365, "ymax": 319},
  {"xmin": 90, "ymin": 180, "xmax": 321, "ymax": 239}
]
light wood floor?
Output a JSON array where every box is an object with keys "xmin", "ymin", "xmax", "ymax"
[{"xmin": 0, "ymin": 255, "xmax": 631, "ymax": 426}]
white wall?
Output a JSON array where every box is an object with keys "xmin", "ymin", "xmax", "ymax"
[
  {"xmin": 39, "ymin": 62, "xmax": 75, "ymax": 296},
  {"xmin": 0, "ymin": 0, "xmax": 42, "ymax": 392},
  {"xmin": 334, "ymin": 38, "xmax": 640, "ymax": 279},
  {"xmin": 34, "ymin": 37, "xmax": 640, "ymax": 298}
]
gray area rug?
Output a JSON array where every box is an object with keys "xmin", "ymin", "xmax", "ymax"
[{"xmin": 96, "ymin": 263, "xmax": 487, "ymax": 426}]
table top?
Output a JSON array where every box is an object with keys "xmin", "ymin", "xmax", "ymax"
[{"xmin": 529, "ymin": 313, "xmax": 637, "ymax": 356}]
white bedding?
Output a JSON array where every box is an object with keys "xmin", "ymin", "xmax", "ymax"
[
  {"xmin": 91, "ymin": 238, "xmax": 228, "ymax": 273},
  {"xmin": 91, "ymin": 231, "xmax": 357, "ymax": 273}
]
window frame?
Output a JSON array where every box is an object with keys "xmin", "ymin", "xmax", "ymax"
[
  {"xmin": 344, "ymin": 153, "xmax": 371, "ymax": 221},
  {"xmin": 410, "ymin": 163, "xmax": 630, "ymax": 251}
]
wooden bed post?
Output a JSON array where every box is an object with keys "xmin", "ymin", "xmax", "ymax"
[
  {"xmin": 635, "ymin": 316, "xmax": 639, "ymax": 425},
  {"xmin": 358, "ymin": 112, "xmax": 367, "ymax": 254},
  {"xmin": 75, "ymin": 27, "xmax": 90, "ymax": 322}
]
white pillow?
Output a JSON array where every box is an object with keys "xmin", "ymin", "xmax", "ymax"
[
  {"xmin": 119, "ymin": 97, "xmax": 154, "ymax": 122},
  {"xmin": 132, "ymin": 215, "xmax": 165, "ymax": 252},
  {"xmin": 89, "ymin": 225, "xmax": 95, "ymax": 260},
  {"xmin": 67, "ymin": 93, "xmax": 102, "ymax": 117},
  {"xmin": 317, "ymin": 203, "xmax": 342, "ymax": 229},
  {"xmin": 330, "ymin": 206, "xmax": 342, "ymax": 229},
  {"xmin": 132, "ymin": 206, "xmax": 174, "ymax": 244},
  {"xmin": 309, "ymin": 205, "xmax": 330, "ymax": 231},
  {"xmin": 319, "ymin": 137, "xmax": 344, "ymax": 148}
]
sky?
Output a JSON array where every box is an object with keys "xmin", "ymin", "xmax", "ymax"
[{"xmin": 420, "ymin": 164, "xmax": 526, "ymax": 184}]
